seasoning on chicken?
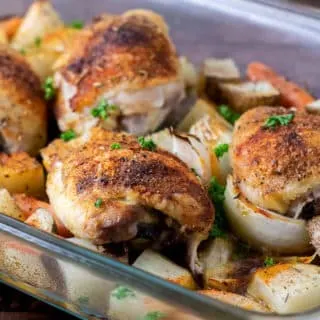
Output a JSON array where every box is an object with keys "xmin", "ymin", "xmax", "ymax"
[
  {"xmin": 54, "ymin": 10, "xmax": 185, "ymax": 136},
  {"xmin": 0, "ymin": 47, "xmax": 47, "ymax": 155},
  {"xmin": 231, "ymin": 106, "xmax": 320, "ymax": 217}
]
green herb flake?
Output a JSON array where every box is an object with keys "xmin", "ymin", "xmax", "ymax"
[
  {"xmin": 60, "ymin": 129, "xmax": 76, "ymax": 142},
  {"xmin": 111, "ymin": 286, "xmax": 135, "ymax": 300},
  {"xmin": 263, "ymin": 113, "xmax": 294, "ymax": 129},
  {"xmin": 208, "ymin": 177, "xmax": 228, "ymax": 238},
  {"xmin": 34, "ymin": 36, "xmax": 42, "ymax": 47},
  {"xmin": 94, "ymin": 198, "xmax": 103, "ymax": 208},
  {"xmin": 91, "ymin": 99, "xmax": 118, "ymax": 120},
  {"xmin": 111, "ymin": 142, "xmax": 121, "ymax": 150},
  {"xmin": 214, "ymin": 143, "xmax": 229, "ymax": 159},
  {"xmin": 218, "ymin": 105, "xmax": 240, "ymax": 125},
  {"xmin": 138, "ymin": 136, "xmax": 157, "ymax": 151},
  {"xmin": 141, "ymin": 311, "xmax": 167, "ymax": 320},
  {"xmin": 20, "ymin": 48, "xmax": 26, "ymax": 55},
  {"xmin": 77, "ymin": 296, "xmax": 89, "ymax": 305},
  {"xmin": 42, "ymin": 76, "xmax": 56, "ymax": 101},
  {"xmin": 69, "ymin": 19, "xmax": 84, "ymax": 29},
  {"xmin": 264, "ymin": 256, "xmax": 275, "ymax": 267}
]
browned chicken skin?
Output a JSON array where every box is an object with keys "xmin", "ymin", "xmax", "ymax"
[
  {"xmin": 0, "ymin": 46, "xmax": 47, "ymax": 155},
  {"xmin": 232, "ymin": 106, "xmax": 320, "ymax": 216},
  {"xmin": 41, "ymin": 128, "xmax": 214, "ymax": 244},
  {"xmin": 54, "ymin": 10, "xmax": 185, "ymax": 135}
]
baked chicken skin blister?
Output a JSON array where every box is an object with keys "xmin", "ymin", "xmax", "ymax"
[{"xmin": 0, "ymin": 1, "xmax": 320, "ymax": 319}]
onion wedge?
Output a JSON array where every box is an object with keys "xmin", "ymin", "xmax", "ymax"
[{"xmin": 224, "ymin": 175, "xmax": 312, "ymax": 255}]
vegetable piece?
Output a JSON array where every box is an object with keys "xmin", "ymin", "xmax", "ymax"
[
  {"xmin": 263, "ymin": 113, "xmax": 294, "ymax": 129},
  {"xmin": 69, "ymin": 20, "xmax": 84, "ymax": 29},
  {"xmin": 0, "ymin": 16, "xmax": 22, "ymax": 39},
  {"xmin": 218, "ymin": 105, "xmax": 240, "ymax": 125},
  {"xmin": 11, "ymin": 0, "xmax": 64, "ymax": 49},
  {"xmin": 43, "ymin": 76, "xmax": 56, "ymax": 100},
  {"xmin": 13, "ymin": 194, "xmax": 72, "ymax": 238},
  {"xmin": 189, "ymin": 103, "xmax": 233, "ymax": 183},
  {"xmin": 248, "ymin": 263, "xmax": 320, "ymax": 314},
  {"xmin": 224, "ymin": 175, "xmax": 312, "ymax": 254},
  {"xmin": 133, "ymin": 250, "xmax": 197, "ymax": 289},
  {"xmin": 150, "ymin": 128, "xmax": 211, "ymax": 184},
  {"xmin": 111, "ymin": 143, "xmax": 121, "ymax": 150},
  {"xmin": 0, "ymin": 189, "xmax": 26, "ymax": 221},
  {"xmin": 25, "ymin": 208, "xmax": 54, "ymax": 233},
  {"xmin": 60, "ymin": 129, "xmax": 76, "ymax": 142},
  {"xmin": 200, "ymin": 289, "xmax": 270, "ymax": 312},
  {"xmin": 264, "ymin": 257, "xmax": 274, "ymax": 267},
  {"xmin": 94, "ymin": 198, "xmax": 103, "ymax": 208},
  {"xmin": 214, "ymin": 143, "xmax": 229, "ymax": 159},
  {"xmin": 306, "ymin": 99, "xmax": 320, "ymax": 114},
  {"xmin": 218, "ymin": 81, "xmax": 280, "ymax": 113},
  {"xmin": 138, "ymin": 136, "xmax": 157, "ymax": 151},
  {"xmin": 91, "ymin": 99, "xmax": 118, "ymax": 119},
  {"xmin": 0, "ymin": 152, "xmax": 45, "ymax": 198},
  {"xmin": 247, "ymin": 62, "xmax": 314, "ymax": 110},
  {"xmin": 203, "ymin": 58, "xmax": 240, "ymax": 100},
  {"xmin": 111, "ymin": 286, "xmax": 135, "ymax": 300}
]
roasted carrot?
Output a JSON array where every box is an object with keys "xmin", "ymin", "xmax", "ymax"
[
  {"xmin": 247, "ymin": 62, "xmax": 314, "ymax": 110},
  {"xmin": 13, "ymin": 193, "xmax": 73, "ymax": 238}
]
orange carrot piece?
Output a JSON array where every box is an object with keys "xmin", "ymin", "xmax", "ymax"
[
  {"xmin": 13, "ymin": 193, "xmax": 73, "ymax": 238},
  {"xmin": 247, "ymin": 62, "xmax": 314, "ymax": 110}
]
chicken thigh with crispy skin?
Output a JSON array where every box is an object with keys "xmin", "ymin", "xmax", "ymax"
[
  {"xmin": 0, "ymin": 47, "xmax": 47, "ymax": 155},
  {"xmin": 231, "ymin": 106, "xmax": 320, "ymax": 217},
  {"xmin": 54, "ymin": 10, "xmax": 185, "ymax": 136},
  {"xmin": 41, "ymin": 128, "xmax": 214, "ymax": 246}
]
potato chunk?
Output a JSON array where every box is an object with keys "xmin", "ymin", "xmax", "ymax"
[
  {"xmin": 248, "ymin": 263, "xmax": 320, "ymax": 314},
  {"xmin": 0, "ymin": 188, "xmax": 25, "ymax": 220},
  {"xmin": 25, "ymin": 208, "xmax": 54, "ymax": 233},
  {"xmin": 218, "ymin": 81, "xmax": 280, "ymax": 113},
  {"xmin": 11, "ymin": 0, "xmax": 63, "ymax": 50},
  {"xmin": 0, "ymin": 152, "xmax": 45, "ymax": 198},
  {"xmin": 133, "ymin": 249, "xmax": 197, "ymax": 289}
]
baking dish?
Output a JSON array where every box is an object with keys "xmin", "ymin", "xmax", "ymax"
[{"xmin": 1, "ymin": 0, "xmax": 320, "ymax": 319}]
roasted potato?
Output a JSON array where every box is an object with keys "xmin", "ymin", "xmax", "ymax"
[
  {"xmin": 200, "ymin": 289, "xmax": 270, "ymax": 312},
  {"xmin": 218, "ymin": 81, "xmax": 280, "ymax": 113},
  {"xmin": 248, "ymin": 263, "xmax": 320, "ymax": 314},
  {"xmin": 0, "ymin": 29, "xmax": 7, "ymax": 44},
  {"xmin": 0, "ymin": 16, "xmax": 22, "ymax": 40},
  {"xmin": 0, "ymin": 153, "xmax": 45, "ymax": 198},
  {"xmin": 25, "ymin": 208, "xmax": 54, "ymax": 233},
  {"xmin": 0, "ymin": 188, "xmax": 25, "ymax": 221},
  {"xmin": 306, "ymin": 99, "xmax": 320, "ymax": 114},
  {"xmin": 11, "ymin": 0, "xmax": 63, "ymax": 50},
  {"xmin": 133, "ymin": 249, "xmax": 197, "ymax": 289},
  {"xmin": 203, "ymin": 58, "xmax": 240, "ymax": 100}
]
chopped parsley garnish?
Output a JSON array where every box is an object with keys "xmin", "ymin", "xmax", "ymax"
[
  {"xmin": 77, "ymin": 296, "xmax": 89, "ymax": 304},
  {"xmin": 60, "ymin": 129, "xmax": 76, "ymax": 142},
  {"xmin": 34, "ymin": 36, "xmax": 42, "ymax": 47},
  {"xmin": 69, "ymin": 19, "xmax": 84, "ymax": 29},
  {"xmin": 94, "ymin": 198, "xmax": 103, "ymax": 208},
  {"xmin": 91, "ymin": 99, "xmax": 118, "ymax": 119},
  {"xmin": 214, "ymin": 143, "xmax": 229, "ymax": 159},
  {"xmin": 111, "ymin": 286, "xmax": 135, "ymax": 300},
  {"xmin": 208, "ymin": 177, "xmax": 228, "ymax": 238},
  {"xmin": 138, "ymin": 136, "xmax": 157, "ymax": 151},
  {"xmin": 263, "ymin": 113, "xmax": 294, "ymax": 129},
  {"xmin": 42, "ymin": 76, "xmax": 56, "ymax": 100},
  {"xmin": 141, "ymin": 311, "xmax": 166, "ymax": 320},
  {"xmin": 218, "ymin": 105, "xmax": 240, "ymax": 125},
  {"xmin": 264, "ymin": 256, "xmax": 275, "ymax": 267},
  {"xmin": 20, "ymin": 48, "xmax": 26, "ymax": 55},
  {"xmin": 110, "ymin": 142, "xmax": 121, "ymax": 150}
]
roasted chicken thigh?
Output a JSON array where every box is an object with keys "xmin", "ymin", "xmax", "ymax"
[{"xmin": 54, "ymin": 10, "xmax": 185, "ymax": 136}]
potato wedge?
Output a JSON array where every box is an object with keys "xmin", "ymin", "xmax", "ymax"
[
  {"xmin": 0, "ymin": 152, "xmax": 45, "ymax": 198},
  {"xmin": 200, "ymin": 289, "xmax": 270, "ymax": 312},
  {"xmin": 11, "ymin": 0, "xmax": 64, "ymax": 50},
  {"xmin": 25, "ymin": 208, "xmax": 54, "ymax": 233},
  {"xmin": 248, "ymin": 263, "xmax": 320, "ymax": 314},
  {"xmin": 25, "ymin": 27, "xmax": 80, "ymax": 81},
  {"xmin": 133, "ymin": 249, "xmax": 197, "ymax": 289},
  {"xmin": 0, "ymin": 16, "xmax": 22, "ymax": 40},
  {"xmin": 0, "ymin": 29, "xmax": 8, "ymax": 45},
  {"xmin": 203, "ymin": 58, "xmax": 240, "ymax": 100},
  {"xmin": 218, "ymin": 81, "xmax": 280, "ymax": 113},
  {"xmin": 0, "ymin": 188, "xmax": 25, "ymax": 221}
]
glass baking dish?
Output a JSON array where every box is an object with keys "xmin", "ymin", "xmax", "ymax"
[{"xmin": 1, "ymin": 0, "xmax": 320, "ymax": 319}]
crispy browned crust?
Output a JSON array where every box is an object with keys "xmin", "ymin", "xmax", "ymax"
[
  {"xmin": 43, "ymin": 128, "xmax": 214, "ymax": 241},
  {"xmin": 56, "ymin": 12, "xmax": 180, "ymax": 113},
  {"xmin": 0, "ymin": 47, "xmax": 47, "ymax": 155},
  {"xmin": 232, "ymin": 106, "xmax": 320, "ymax": 206}
]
